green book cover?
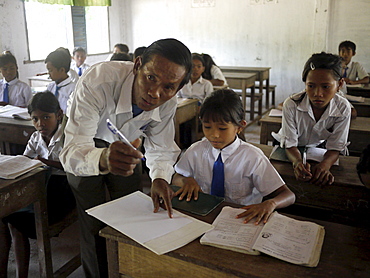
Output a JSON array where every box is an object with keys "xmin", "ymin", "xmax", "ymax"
[{"xmin": 170, "ymin": 185, "xmax": 224, "ymax": 216}]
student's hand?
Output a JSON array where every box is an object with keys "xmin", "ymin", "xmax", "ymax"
[
  {"xmin": 310, "ymin": 163, "xmax": 334, "ymax": 186},
  {"xmin": 293, "ymin": 161, "xmax": 312, "ymax": 181},
  {"xmin": 151, "ymin": 178, "xmax": 174, "ymax": 218},
  {"xmin": 343, "ymin": 77, "xmax": 351, "ymax": 84},
  {"xmin": 236, "ymin": 199, "xmax": 277, "ymax": 225},
  {"xmin": 99, "ymin": 138, "xmax": 143, "ymax": 176},
  {"xmin": 173, "ymin": 177, "xmax": 202, "ymax": 201}
]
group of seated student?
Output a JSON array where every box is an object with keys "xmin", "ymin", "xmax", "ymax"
[{"xmin": 0, "ymin": 38, "xmax": 369, "ymax": 278}]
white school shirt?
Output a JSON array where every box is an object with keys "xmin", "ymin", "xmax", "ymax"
[
  {"xmin": 177, "ymin": 76, "xmax": 213, "ymax": 103},
  {"xmin": 211, "ymin": 65, "xmax": 228, "ymax": 86},
  {"xmin": 47, "ymin": 76, "xmax": 76, "ymax": 114},
  {"xmin": 60, "ymin": 61, "xmax": 181, "ymax": 183},
  {"xmin": 70, "ymin": 61, "xmax": 90, "ymax": 77},
  {"xmin": 174, "ymin": 137, "xmax": 285, "ymax": 205},
  {"xmin": 344, "ymin": 61, "xmax": 369, "ymax": 81},
  {"xmin": 0, "ymin": 78, "xmax": 33, "ymax": 107},
  {"xmin": 23, "ymin": 125, "xmax": 64, "ymax": 175},
  {"xmin": 272, "ymin": 91, "xmax": 351, "ymax": 152}
]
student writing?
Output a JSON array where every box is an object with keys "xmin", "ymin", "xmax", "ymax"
[
  {"xmin": 173, "ymin": 89, "xmax": 295, "ymax": 224},
  {"xmin": 0, "ymin": 91, "xmax": 75, "ymax": 278},
  {"xmin": 272, "ymin": 52, "xmax": 351, "ymax": 187},
  {"xmin": 0, "ymin": 52, "xmax": 32, "ymax": 107}
]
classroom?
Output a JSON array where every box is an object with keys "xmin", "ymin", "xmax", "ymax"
[{"xmin": 1, "ymin": 0, "xmax": 370, "ymax": 277}]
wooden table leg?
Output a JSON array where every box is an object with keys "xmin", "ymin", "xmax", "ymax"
[
  {"xmin": 106, "ymin": 239, "xmax": 120, "ymax": 278},
  {"xmin": 260, "ymin": 121, "xmax": 268, "ymax": 145}
]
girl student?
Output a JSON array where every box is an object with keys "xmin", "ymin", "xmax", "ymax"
[
  {"xmin": 172, "ymin": 89, "xmax": 295, "ymax": 224},
  {"xmin": 201, "ymin": 53, "xmax": 227, "ymax": 87},
  {"xmin": 0, "ymin": 91, "xmax": 75, "ymax": 278},
  {"xmin": 272, "ymin": 52, "xmax": 351, "ymax": 187}
]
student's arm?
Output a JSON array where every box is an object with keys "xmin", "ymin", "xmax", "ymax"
[
  {"xmin": 36, "ymin": 156, "xmax": 64, "ymax": 170},
  {"xmin": 310, "ymin": 150, "xmax": 339, "ymax": 186},
  {"xmin": 346, "ymin": 76, "xmax": 369, "ymax": 85},
  {"xmin": 172, "ymin": 173, "xmax": 202, "ymax": 201},
  {"xmin": 208, "ymin": 79, "xmax": 224, "ymax": 86},
  {"xmin": 236, "ymin": 185, "xmax": 295, "ymax": 225},
  {"xmin": 285, "ymin": 147, "xmax": 312, "ymax": 181}
]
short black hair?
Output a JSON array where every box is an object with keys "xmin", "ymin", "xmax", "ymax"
[
  {"xmin": 28, "ymin": 91, "xmax": 61, "ymax": 115},
  {"xmin": 0, "ymin": 52, "xmax": 17, "ymax": 68},
  {"xmin": 110, "ymin": 52, "xmax": 132, "ymax": 61},
  {"xmin": 114, "ymin": 43, "xmax": 129, "ymax": 53},
  {"xmin": 141, "ymin": 38, "xmax": 192, "ymax": 88},
  {"xmin": 192, "ymin": 53, "xmax": 205, "ymax": 66},
  {"xmin": 339, "ymin": 40, "xmax": 356, "ymax": 52},
  {"xmin": 134, "ymin": 46, "xmax": 146, "ymax": 59},
  {"xmin": 302, "ymin": 52, "xmax": 342, "ymax": 82},
  {"xmin": 200, "ymin": 89, "xmax": 244, "ymax": 127},
  {"xmin": 45, "ymin": 49, "xmax": 71, "ymax": 72},
  {"xmin": 73, "ymin": 46, "xmax": 87, "ymax": 55}
]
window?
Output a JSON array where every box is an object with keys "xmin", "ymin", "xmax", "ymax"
[{"xmin": 24, "ymin": 1, "xmax": 109, "ymax": 61}]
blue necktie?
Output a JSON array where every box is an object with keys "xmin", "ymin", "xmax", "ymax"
[
  {"xmin": 78, "ymin": 67, "xmax": 82, "ymax": 76},
  {"xmin": 343, "ymin": 67, "xmax": 348, "ymax": 78},
  {"xmin": 3, "ymin": 83, "xmax": 9, "ymax": 103},
  {"xmin": 55, "ymin": 85, "xmax": 60, "ymax": 99},
  {"xmin": 211, "ymin": 153, "xmax": 225, "ymax": 197}
]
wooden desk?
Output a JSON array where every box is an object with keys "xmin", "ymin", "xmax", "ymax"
[
  {"xmin": 100, "ymin": 202, "xmax": 370, "ymax": 278},
  {"xmin": 347, "ymin": 84, "xmax": 370, "ymax": 97},
  {"xmin": 0, "ymin": 168, "xmax": 53, "ymax": 277},
  {"xmin": 259, "ymin": 115, "xmax": 370, "ymax": 156},
  {"xmin": 350, "ymin": 97, "xmax": 370, "ymax": 117},
  {"xmin": 222, "ymin": 72, "xmax": 258, "ymax": 120},
  {"xmin": 175, "ymin": 98, "xmax": 199, "ymax": 148},
  {"xmin": 221, "ymin": 66, "xmax": 272, "ymax": 109},
  {"xmin": 0, "ymin": 117, "xmax": 35, "ymax": 154}
]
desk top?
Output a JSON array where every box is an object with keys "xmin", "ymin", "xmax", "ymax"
[
  {"xmin": 176, "ymin": 98, "xmax": 199, "ymax": 108},
  {"xmin": 27, "ymin": 75, "xmax": 52, "ymax": 82},
  {"xmin": 222, "ymin": 72, "xmax": 257, "ymax": 79},
  {"xmin": 100, "ymin": 201, "xmax": 370, "ymax": 277},
  {"xmin": 0, "ymin": 116, "xmax": 34, "ymax": 127},
  {"xmin": 220, "ymin": 66, "xmax": 271, "ymax": 72}
]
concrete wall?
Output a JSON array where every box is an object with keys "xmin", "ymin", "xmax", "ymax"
[{"xmin": 1, "ymin": 0, "xmax": 369, "ymax": 104}]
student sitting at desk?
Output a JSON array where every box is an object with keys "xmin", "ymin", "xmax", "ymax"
[
  {"xmin": 338, "ymin": 40, "xmax": 369, "ymax": 85},
  {"xmin": 357, "ymin": 144, "xmax": 370, "ymax": 189},
  {"xmin": 0, "ymin": 52, "xmax": 32, "ymax": 107},
  {"xmin": 0, "ymin": 91, "xmax": 75, "ymax": 278},
  {"xmin": 45, "ymin": 48, "xmax": 77, "ymax": 114},
  {"xmin": 272, "ymin": 52, "xmax": 351, "ymax": 187},
  {"xmin": 177, "ymin": 53, "xmax": 213, "ymax": 104},
  {"xmin": 201, "ymin": 53, "xmax": 227, "ymax": 87},
  {"xmin": 71, "ymin": 46, "xmax": 90, "ymax": 77},
  {"xmin": 173, "ymin": 89, "xmax": 295, "ymax": 224}
]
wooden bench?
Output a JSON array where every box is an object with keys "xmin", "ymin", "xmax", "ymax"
[{"xmin": 263, "ymin": 84, "xmax": 276, "ymax": 109}]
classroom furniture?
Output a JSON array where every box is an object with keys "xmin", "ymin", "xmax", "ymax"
[
  {"xmin": 258, "ymin": 114, "xmax": 370, "ymax": 156},
  {"xmin": 222, "ymin": 72, "xmax": 258, "ymax": 121},
  {"xmin": 99, "ymin": 201, "xmax": 369, "ymax": 278},
  {"xmin": 175, "ymin": 98, "xmax": 199, "ymax": 148},
  {"xmin": 0, "ymin": 168, "xmax": 52, "ymax": 277},
  {"xmin": 27, "ymin": 75, "xmax": 52, "ymax": 87},
  {"xmin": 350, "ymin": 97, "xmax": 370, "ymax": 117},
  {"xmin": 0, "ymin": 117, "xmax": 35, "ymax": 154},
  {"xmin": 220, "ymin": 66, "xmax": 273, "ymax": 109},
  {"xmin": 252, "ymin": 143, "xmax": 370, "ymax": 226},
  {"xmin": 347, "ymin": 84, "xmax": 370, "ymax": 97}
]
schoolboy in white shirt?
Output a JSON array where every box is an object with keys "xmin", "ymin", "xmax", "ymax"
[{"xmin": 70, "ymin": 46, "xmax": 90, "ymax": 77}]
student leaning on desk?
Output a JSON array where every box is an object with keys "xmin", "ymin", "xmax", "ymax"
[
  {"xmin": 272, "ymin": 52, "xmax": 351, "ymax": 187},
  {"xmin": 60, "ymin": 38, "xmax": 192, "ymax": 278},
  {"xmin": 172, "ymin": 90, "xmax": 295, "ymax": 225}
]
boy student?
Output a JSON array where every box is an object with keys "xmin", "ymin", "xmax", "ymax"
[
  {"xmin": 177, "ymin": 53, "xmax": 214, "ymax": 103},
  {"xmin": 60, "ymin": 38, "xmax": 192, "ymax": 278},
  {"xmin": 338, "ymin": 40, "xmax": 369, "ymax": 85},
  {"xmin": 71, "ymin": 46, "xmax": 90, "ymax": 76},
  {"xmin": 45, "ymin": 49, "xmax": 77, "ymax": 114},
  {"xmin": 0, "ymin": 52, "xmax": 32, "ymax": 107}
]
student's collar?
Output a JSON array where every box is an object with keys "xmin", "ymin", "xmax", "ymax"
[
  {"xmin": 211, "ymin": 136, "xmax": 241, "ymax": 162},
  {"xmin": 3, "ymin": 77, "xmax": 18, "ymax": 85},
  {"xmin": 56, "ymin": 76, "xmax": 72, "ymax": 87},
  {"xmin": 298, "ymin": 93, "xmax": 344, "ymax": 120},
  {"xmin": 35, "ymin": 125, "xmax": 62, "ymax": 145},
  {"xmin": 346, "ymin": 61, "xmax": 353, "ymax": 69}
]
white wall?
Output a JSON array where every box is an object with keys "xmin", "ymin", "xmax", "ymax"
[
  {"xmin": 128, "ymin": 0, "xmax": 369, "ymax": 103},
  {"xmin": 0, "ymin": 0, "xmax": 369, "ymax": 104}
]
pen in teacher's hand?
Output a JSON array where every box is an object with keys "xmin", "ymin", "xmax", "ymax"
[{"xmin": 106, "ymin": 119, "xmax": 137, "ymax": 150}]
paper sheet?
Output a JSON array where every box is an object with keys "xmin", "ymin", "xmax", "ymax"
[
  {"xmin": 87, "ymin": 191, "xmax": 213, "ymax": 255},
  {"xmin": 0, "ymin": 105, "xmax": 30, "ymax": 119},
  {"xmin": 0, "ymin": 155, "xmax": 45, "ymax": 179}
]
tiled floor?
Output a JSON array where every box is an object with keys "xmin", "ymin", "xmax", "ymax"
[{"xmin": 8, "ymin": 120, "xmax": 263, "ymax": 277}]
